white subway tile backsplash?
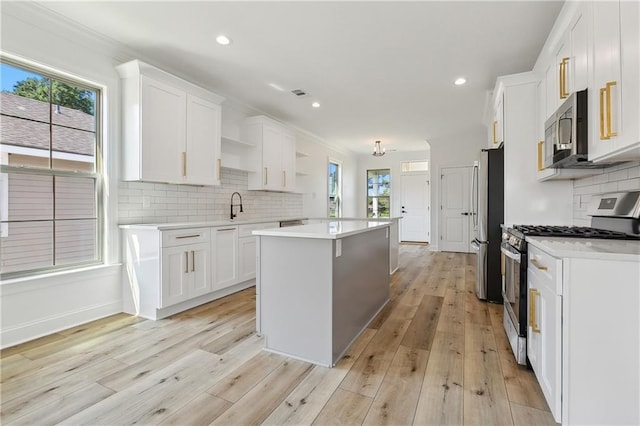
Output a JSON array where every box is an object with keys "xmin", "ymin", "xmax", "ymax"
[
  {"xmin": 118, "ymin": 168, "xmax": 303, "ymax": 224},
  {"xmin": 572, "ymin": 162, "xmax": 640, "ymax": 223}
]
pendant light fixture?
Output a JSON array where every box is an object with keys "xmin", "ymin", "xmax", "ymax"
[{"xmin": 372, "ymin": 140, "xmax": 386, "ymax": 157}]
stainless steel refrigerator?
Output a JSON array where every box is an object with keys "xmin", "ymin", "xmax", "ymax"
[{"xmin": 470, "ymin": 146, "xmax": 504, "ymax": 303}]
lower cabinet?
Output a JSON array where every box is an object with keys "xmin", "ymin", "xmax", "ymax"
[
  {"xmin": 212, "ymin": 226, "xmax": 239, "ymax": 291},
  {"xmin": 526, "ymin": 242, "xmax": 640, "ymax": 425},
  {"xmin": 238, "ymin": 222, "xmax": 279, "ymax": 282},
  {"xmin": 122, "ymin": 222, "xmax": 280, "ymax": 320},
  {"xmin": 527, "ymin": 245, "xmax": 562, "ymax": 422},
  {"xmin": 160, "ymin": 242, "xmax": 211, "ymax": 307}
]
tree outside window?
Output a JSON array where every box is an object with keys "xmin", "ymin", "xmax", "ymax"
[{"xmin": 367, "ymin": 169, "xmax": 390, "ymax": 218}]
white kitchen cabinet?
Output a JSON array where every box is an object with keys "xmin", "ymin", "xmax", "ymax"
[
  {"xmin": 589, "ymin": 1, "xmax": 640, "ymax": 163},
  {"xmin": 212, "ymin": 226, "xmax": 239, "ymax": 291},
  {"xmin": 527, "ymin": 245, "xmax": 562, "ymax": 423},
  {"xmin": 526, "ymin": 238, "xmax": 640, "ymax": 425},
  {"xmin": 161, "ymin": 241, "xmax": 210, "ymax": 308},
  {"xmin": 245, "ymin": 115, "xmax": 297, "ymax": 191},
  {"xmin": 117, "ymin": 60, "xmax": 224, "ymax": 185},
  {"xmin": 488, "ymin": 92, "xmax": 504, "ymax": 148},
  {"xmin": 185, "ymin": 95, "xmax": 222, "ymax": 185},
  {"xmin": 238, "ymin": 222, "xmax": 279, "ymax": 282}
]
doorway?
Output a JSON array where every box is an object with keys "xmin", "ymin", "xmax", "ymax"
[
  {"xmin": 400, "ymin": 173, "xmax": 430, "ymax": 242},
  {"xmin": 440, "ymin": 166, "xmax": 473, "ymax": 252}
]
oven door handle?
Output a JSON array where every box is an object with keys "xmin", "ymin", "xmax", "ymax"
[{"xmin": 500, "ymin": 245, "xmax": 521, "ymax": 262}]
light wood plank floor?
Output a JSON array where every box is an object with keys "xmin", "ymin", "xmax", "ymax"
[{"xmin": 0, "ymin": 245, "xmax": 558, "ymax": 425}]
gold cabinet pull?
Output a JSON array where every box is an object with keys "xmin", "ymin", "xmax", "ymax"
[
  {"xmin": 184, "ymin": 251, "xmax": 189, "ymax": 274},
  {"xmin": 558, "ymin": 59, "xmax": 564, "ymax": 99},
  {"xmin": 492, "ymin": 120, "xmax": 498, "ymax": 144},
  {"xmin": 605, "ymin": 81, "xmax": 617, "ymax": 138},
  {"xmin": 600, "ymin": 87, "xmax": 608, "ymax": 140},
  {"xmin": 560, "ymin": 57, "xmax": 570, "ymax": 99},
  {"xmin": 529, "ymin": 289, "xmax": 541, "ymax": 333},
  {"xmin": 182, "ymin": 152, "xmax": 187, "ymax": 177},
  {"xmin": 264, "ymin": 167, "xmax": 268, "ymax": 185},
  {"xmin": 191, "ymin": 250, "xmax": 195, "ymax": 272},
  {"xmin": 530, "ymin": 258, "xmax": 548, "ymax": 271},
  {"xmin": 537, "ymin": 141, "xmax": 544, "ymax": 171}
]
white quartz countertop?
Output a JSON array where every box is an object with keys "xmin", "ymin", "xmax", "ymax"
[
  {"xmin": 119, "ymin": 216, "xmax": 400, "ymax": 231},
  {"xmin": 253, "ymin": 220, "xmax": 391, "ymax": 239},
  {"xmin": 119, "ymin": 217, "xmax": 301, "ymax": 231},
  {"xmin": 526, "ymin": 236, "xmax": 640, "ymax": 261}
]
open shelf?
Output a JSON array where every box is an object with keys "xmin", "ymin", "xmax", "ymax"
[{"xmin": 222, "ymin": 135, "xmax": 255, "ymax": 148}]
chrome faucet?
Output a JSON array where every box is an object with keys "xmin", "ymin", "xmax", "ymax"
[{"xmin": 230, "ymin": 192, "xmax": 243, "ymax": 220}]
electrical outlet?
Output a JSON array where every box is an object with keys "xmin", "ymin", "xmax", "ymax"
[{"xmin": 142, "ymin": 196, "xmax": 151, "ymax": 208}]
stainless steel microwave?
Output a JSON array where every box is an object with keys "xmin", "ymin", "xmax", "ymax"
[{"xmin": 543, "ymin": 89, "xmax": 593, "ymax": 169}]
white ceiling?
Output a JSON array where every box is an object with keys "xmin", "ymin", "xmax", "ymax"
[{"xmin": 37, "ymin": 1, "xmax": 563, "ymax": 154}]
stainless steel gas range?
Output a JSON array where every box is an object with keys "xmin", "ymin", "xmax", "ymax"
[{"xmin": 501, "ymin": 191, "xmax": 640, "ymax": 365}]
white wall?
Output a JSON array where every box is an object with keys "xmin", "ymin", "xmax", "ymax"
[
  {"xmin": 296, "ymin": 131, "xmax": 359, "ymax": 218},
  {"xmin": 428, "ymin": 126, "xmax": 487, "ymax": 251}
]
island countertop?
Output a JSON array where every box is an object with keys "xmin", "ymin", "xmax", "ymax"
[{"xmin": 252, "ymin": 220, "xmax": 391, "ymax": 239}]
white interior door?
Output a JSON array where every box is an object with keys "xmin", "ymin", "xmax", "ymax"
[
  {"xmin": 440, "ymin": 166, "xmax": 472, "ymax": 252},
  {"xmin": 400, "ymin": 173, "xmax": 430, "ymax": 242}
]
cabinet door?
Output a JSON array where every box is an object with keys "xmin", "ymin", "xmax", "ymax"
[
  {"xmin": 527, "ymin": 257, "xmax": 562, "ymax": 423},
  {"xmin": 544, "ymin": 63, "xmax": 558, "ymax": 120},
  {"xmin": 591, "ymin": 1, "xmax": 621, "ymax": 159},
  {"xmin": 496, "ymin": 95, "xmax": 504, "ymax": 145},
  {"xmin": 570, "ymin": 9, "xmax": 588, "ymax": 92},
  {"xmin": 238, "ymin": 236, "xmax": 257, "ymax": 282},
  {"xmin": 186, "ymin": 95, "xmax": 221, "ymax": 186},
  {"xmin": 141, "ymin": 76, "xmax": 186, "ymax": 183},
  {"xmin": 160, "ymin": 246, "xmax": 190, "ymax": 307},
  {"xmin": 188, "ymin": 242, "xmax": 212, "ymax": 298},
  {"xmin": 555, "ymin": 40, "xmax": 570, "ymax": 103},
  {"xmin": 281, "ymin": 131, "xmax": 296, "ymax": 191},
  {"xmin": 212, "ymin": 227, "xmax": 238, "ymax": 291},
  {"xmin": 262, "ymin": 124, "xmax": 282, "ymax": 190}
]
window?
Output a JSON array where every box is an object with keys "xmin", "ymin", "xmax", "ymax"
[
  {"xmin": 401, "ymin": 160, "xmax": 429, "ymax": 172},
  {"xmin": 367, "ymin": 169, "xmax": 390, "ymax": 218},
  {"xmin": 328, "ymin": 160, "xmax": 342, "ymax": 218},
  {"xmin": 0, "ymin": 59, "xmax": 101, "ymax": 278}
]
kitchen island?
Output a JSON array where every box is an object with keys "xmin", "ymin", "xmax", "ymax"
[{"xmin": 254, "ymin": 220, "xmax": 391, "ymax": 367}]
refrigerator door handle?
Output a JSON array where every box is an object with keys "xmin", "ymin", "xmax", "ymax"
[{"xmin": 471, "ymin": 162, "xmax": 479, "ymax": 228}]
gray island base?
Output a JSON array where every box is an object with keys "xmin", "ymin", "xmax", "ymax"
[{"xmin": 254, "ymin": 221, "xmax": 391, "ymax": 367}]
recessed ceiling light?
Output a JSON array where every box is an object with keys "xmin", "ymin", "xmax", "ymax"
[
  {"xmin": 268, "ymin": 83, "xmax": 285, "ymax": 91},
  {"xmin": 454, "ymin": 77, "xmax": 467, "ymax": 86},
  {"xmin": 216, "ymin": 35, "xmax": 231, "ymax": 45},
  {"xmin": 312, "ymin": 102, "xmax": 320, "ymax": 108}
]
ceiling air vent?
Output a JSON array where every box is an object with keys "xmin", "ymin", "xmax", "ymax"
[{"xmin": 291, "ymin": 89, "xmax": 308, "ymax": 97}]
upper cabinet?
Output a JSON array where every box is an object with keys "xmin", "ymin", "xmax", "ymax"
[
  {"xmin": 534, "ymin": 1, "xmax": 639, "ymax": 165},
  {"xmin": 244, "ymin": 116, "xmax": 297, "ymax": 192},
  {"xmin": 546, "ymin": 4, "xmax": 589, "ymax": 117},
  {"xmin": 488, "ymin": 90, "xmax": 504, "ymax": 148},
  {"xmin": 117, "ymin": 60, "xmax": 224, "ymax": 185},
  {"xmin": 588, "ymin": 0, "xmax": 640, "ymax": 163}
]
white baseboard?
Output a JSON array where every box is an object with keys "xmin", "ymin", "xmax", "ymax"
[{"xmin": 1, "ymin": 300, "xmax": 122, "ymax": 349}]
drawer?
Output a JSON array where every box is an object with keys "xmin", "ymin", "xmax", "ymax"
[
  {"xmin": 528, "ymin": 244, "xmax": 562, "ymax": 295},
  {"xmin": 238, "ymin": 222, "xmax": 279, "ymax": 238},
  {"xmin": 162, "ymin": 228, "xmax": 210, "ymax": 247}
]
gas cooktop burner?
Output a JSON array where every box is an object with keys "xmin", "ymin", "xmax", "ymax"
[{"xmin": 512, "ymin": 225, "xmax": 640, "ymax": 240}]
